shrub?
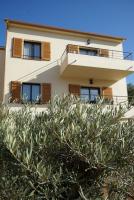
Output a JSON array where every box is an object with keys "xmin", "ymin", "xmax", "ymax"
[{"xmin": 0, "ymin": 96, "xmax": 134, "ymax": 199}]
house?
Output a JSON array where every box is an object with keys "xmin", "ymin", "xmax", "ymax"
[
  {"xmin": 0, "ymin": 46, "xmax": 5, "ymax": 102},
  {"xmin": 0, "ymin": 19, "xmax": 134, "ymax": 117}
]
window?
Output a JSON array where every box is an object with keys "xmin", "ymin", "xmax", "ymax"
[
  {"xmin": 22, "ymin": 83, "xmax": 40, "ymax": 103},
  {"xmin": 79, "ymin": 48, "xmax": 98, "ymax": 56},
  {"xmin": 24, "ymin": 41, "xmax": 41, "ymax": 59},
  {"xmin": 80, "ymin": 87, "xmax": 100, "ymax": 103}
]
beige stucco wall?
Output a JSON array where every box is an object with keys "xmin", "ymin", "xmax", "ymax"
[
  {"xmin": 4, "ymin": 26, "xmax": 129, "ymax": 104},
  {"xmin": 61, "ymin": 53, "xmax": 134, "ymax": 76},
  {"xmin": 0, "ymin": 49, "xmax": 5, "ymax": 102}
]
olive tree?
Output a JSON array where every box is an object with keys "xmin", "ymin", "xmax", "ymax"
[{"xmin": 0, "ymin": 96, "xmax": 134, "ymax": 200}]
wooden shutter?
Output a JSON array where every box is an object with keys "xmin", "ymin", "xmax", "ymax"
[
  {"xmin": 102, "ymin": 87, "xmax": 113, "ymax": 99},
  {"xmin": 41, "ymin": 42, "xmax": 51, "ymax": 61},
  {"xmin": 69, "ymin": 84, "xmax": 80, "ymax": 96},
  {"xmin": 41, "ymin": 83, "xmax": 51, "ymax": 104},
  {"xmin": 12, "ymin": 38, "xmax": 22, "ymax": 58},
  {"xmin": 11, "ymin": 81, "xmax": 21, "ymax": 103},
  {"xmin": 67, "ymin": 44, "xmax": 79, "ymax": 54},
  {"xmin": 99, "ymin": 49, "xmax": 109, "ymax": 57}
]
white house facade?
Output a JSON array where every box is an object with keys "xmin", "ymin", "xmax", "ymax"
[{"xmin": 0, "ymin": 19, "xmax": 134, "ymax": 117}]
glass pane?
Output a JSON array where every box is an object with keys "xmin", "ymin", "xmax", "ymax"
[
  {"xmin": 90, "ymin": 89, "xmax": 99, "ymax": 101},
  {"xmin": 80, "ymin": 88, "xmax": 90, "ymax": 102},
  {"xmin": 80, "ymin": 49, "xmax": 98, "ymax": 56},
  {"xmin": 34, "ymin": 44, "xmax": 41, "ymax": 58},
  {"xmin": 87, "ymin": 50, "xmax": 97, "ymax": 56},
  {"xmin": 32, "ymin": 85, "xmax": 40, "ymax": 103},
  {"xmin": 80, "ymin": 49, "xmax": 88, "ymax": 55},
  {"xmin": 22, "ymin": 84, "xmax": 31, "ymax": 101},
  {"xmin": 24, "ymin": 43, "xmax": 32, "ymax": 58}
]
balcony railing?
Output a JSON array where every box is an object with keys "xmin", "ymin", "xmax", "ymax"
[
  {"xmin": 79, "ymin": 94, "xmax": 134, "ymax": 107},
  {"xmin": 61, "ymin": 45, "xmax": 133, "ymax": 63}
]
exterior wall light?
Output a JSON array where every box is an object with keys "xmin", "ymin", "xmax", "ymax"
[
  {"xmin": 89, "ymin": 79, "xmax": 93, "ymax": 84},
  {"xmin": 87, "ymin": 39, "xmax": 90, "ymax": 45}
]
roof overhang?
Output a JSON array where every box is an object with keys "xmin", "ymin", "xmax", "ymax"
[
  {"xmin": 5, "ymin": 19, "xmax": 126, "ymax": 43},
  {"xmin": 0, "ymin": 46, "xmax": 5, "ymax": 51}
]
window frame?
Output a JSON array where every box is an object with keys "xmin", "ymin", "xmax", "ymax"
[
  {"xmin": 23, "ymin": 41, "xmax": 41, "ymax": 60},
  {"xmin": 80, "ymin": 86, "xmax": 100, "ymax": 103},
  {"xmin": 22, "ymin": 83, "xmax": 41, "ymax": 104},
  {"xmin": 79, "ymin": 47, "xmax": 99, "ymax": 56}
]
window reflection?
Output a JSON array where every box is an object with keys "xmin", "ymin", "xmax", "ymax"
[
  {"xmin": 22, "ymin": 83, "xmax": 40, "ymax": 103},
  {"xmin": 24, "ymin": 42, "xmax": 41, "ymax": 59},
  {"xmin": 79, "ymin": 48, "xmax": 98, "ymax": 56},
  {"xmin": 80, "ymin": 87, "xmax": 100, "ymax": 103}
]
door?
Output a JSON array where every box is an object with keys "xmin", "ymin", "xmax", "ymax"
[
  {"xmin": 90, "ymin": 88, "xmax": 100, "ymax": 103},
  {"xmin": 80, "ymin": 87, "xmax": 100, "ymax": 103}
]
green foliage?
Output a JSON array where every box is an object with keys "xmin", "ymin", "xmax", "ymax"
[
  {"xmin": 128, "ymin": 83, "xmax": 134, "ymax": 97},
  {"xmin": 127, "ymin": 83, "xmax": 134, "ymax": 105},
  {"xmin": 0, "ymin": 96, "xmax": 134, "ymax": 199}
]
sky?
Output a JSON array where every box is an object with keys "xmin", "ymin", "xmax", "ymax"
[{"xmin": 0, "ymin": 0, "xmax": 134, "ymax": 84}]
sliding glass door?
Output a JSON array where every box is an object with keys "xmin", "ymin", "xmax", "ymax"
[{"xmin": 80, "ymin": 87, "xmax": 100, "ymax": 103}]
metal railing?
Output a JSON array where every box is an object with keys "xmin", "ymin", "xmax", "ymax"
[
  {"xmin": 61, "ymin": 45, "xmax": 133, "ymax": 63},
  {"xmin": 79, "ymin": 94, "xmax": 134, "ymax": 107},
  {"xmin": 23, "ymin": 55, "xmax": 41, "ymax": 60},
  {"xmin": 107, "ymin": 50, "xmax": 133, "ymax": 60}
]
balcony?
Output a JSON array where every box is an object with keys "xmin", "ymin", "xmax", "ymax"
[
  {"xmin": 79, "ymin": 94, "xmax": 134, "ymax": 106},
  {"xmin": 60, "ymin": 45, "xmax": 134, "ymax": 81}
]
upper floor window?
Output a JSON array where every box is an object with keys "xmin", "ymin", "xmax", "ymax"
[
  {"xmin": 22, "ymin": 83, "xmax": 40, "ymax": 103},
  {"xmin": 23, "ymin": 41, "xmax": 41, "ymax": 59},
  {"xmin": 79, "ymin": 48, "xmax": 98, "ymax": 56},
  {"xmin": 12, "ymin": 38, "xmax": 51, "ymax": 61}
]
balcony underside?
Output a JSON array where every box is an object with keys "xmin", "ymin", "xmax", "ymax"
[
  {"xmin": 60, "ymin": 53, "xmax": 134, "ymax": 81},
  {"xmin": 61, "ymin": 65, "xmax": 133, "ymax": 81}
]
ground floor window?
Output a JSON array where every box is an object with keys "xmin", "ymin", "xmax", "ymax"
[
  {"xmin": 22, "ymin": 83, "xmax": 40, "ymax": 103},
  {"xmin": 80, "ymin": 87, "xmax": 100, "ymax": 103}
]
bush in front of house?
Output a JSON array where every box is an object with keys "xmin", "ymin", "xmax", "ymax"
[{"xmin": 0, "ymin": 96, "xmax": 134, "ymax": 200}]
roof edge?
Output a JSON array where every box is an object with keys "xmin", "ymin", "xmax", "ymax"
[
  {"xmin": 5, "ymin": 19, "xmax": 126, "ymax": 42},
  {"xmin": 0, "ymin": 46, "xmax": 5, "ymax": 50}
]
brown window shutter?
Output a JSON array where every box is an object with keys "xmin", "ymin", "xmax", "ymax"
[
  {"xmin": 99, "ymin": 49, "xmax": 109, "ymax": 57},
  {"xmin": 69, "ymin": 84, "xmax": 80, "ymax": 96},
  {"xmin": 11, "ymin": 81, "xmax": 21, "ymax": 103},
  {"xmin": 102, "ymin": 87, "xmax": 113, "ymax": 99},
  {"xmin": 41, "ymin": 42, "xmax": 51, "ymax": 61},
  {"xmin": 67, "ymin": 44, "xmax": 79, "ymax": 54},
  {"xmin": 12, "ymin": 38, "xmax": 22, "ymax": 58},
  {"xmin": 41, "ymin": 83, "xmax": 51, "ymax": 104}
]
